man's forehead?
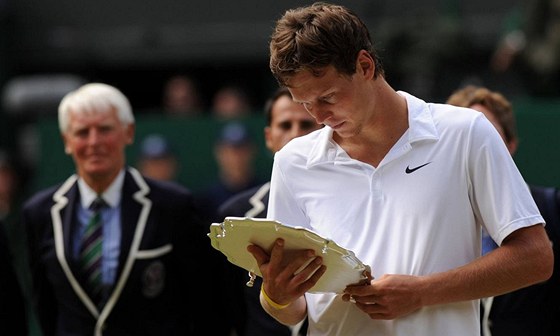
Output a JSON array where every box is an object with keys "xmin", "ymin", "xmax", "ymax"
[
  {"xmin": 272, "ymin": 102, "xmax": 311, "ymax": 120},
  {"xmin": 274, "ymin": 114, "xmax": 314, "ymax": 123},
  {"xmin": 287, "ymin": 67, "xmax": 340, "ymax": 101}
]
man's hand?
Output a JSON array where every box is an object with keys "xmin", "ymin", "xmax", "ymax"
[
  {"xmin": 247, "ymin": 238, "xmax": 327, "ymax": 306},
  {"xmin": 342, "ymin": 274, "xmax": 424, "ymax": 320}
]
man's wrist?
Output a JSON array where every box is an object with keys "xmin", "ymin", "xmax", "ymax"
[{"xmin": 261, "ymin": 285, "xmax": 290, "ymax": 310}]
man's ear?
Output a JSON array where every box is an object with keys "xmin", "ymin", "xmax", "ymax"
[
  {"xmin": 356, "ymin": 50, "xmax": 375, "ymax": 79},
  {"xmin": 508, "ymin": 139, "xmax": 519, "ymax": 156},
  {"xmin": 62, "ymin": 135, "xmax": 72, "ymax": 154},
  {"xmin": 126, "ymin": 124, "xmax": 135, "ymax": 145},
  {"xmin": 264, "ymin": 126, "xmax": 274, "ymax": 152}
]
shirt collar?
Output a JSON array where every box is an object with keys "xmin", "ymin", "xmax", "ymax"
[
  {"xmin": 398, "ymin": 91, "xmax": 439, "ymax": 143},
  {"xmin": 78, "ymin": 170, "xmax": 125, "ymax": 209}
]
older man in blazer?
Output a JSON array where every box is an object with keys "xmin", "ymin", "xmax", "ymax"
[{"xmin": 22, "ymin": 83, "xmax": 218, "ymax": 336}]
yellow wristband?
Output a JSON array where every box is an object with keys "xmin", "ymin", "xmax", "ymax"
[{"xmin": 261, "ymin": 285, "xmax": 290, "ymax": 310}]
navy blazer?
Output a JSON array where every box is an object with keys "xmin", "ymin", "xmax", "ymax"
[{"xmin": 22, "ymin": 167, "xmax": 217, "ymax": 336}]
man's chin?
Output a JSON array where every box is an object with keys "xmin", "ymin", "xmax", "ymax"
[{"xmin": 83, "ymin": 164, "xmax": 115, "ymax": 178}]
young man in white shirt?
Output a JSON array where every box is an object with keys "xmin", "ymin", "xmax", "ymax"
[{"xmin": 247, "ymin": 3, "xmax": 554, "ymax": 336}]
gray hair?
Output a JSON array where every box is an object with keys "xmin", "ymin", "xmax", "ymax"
[{"xmin": 58, "ymin": 83, "xmax": 134, "ymax": 133}]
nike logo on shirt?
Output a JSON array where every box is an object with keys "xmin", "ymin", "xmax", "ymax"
[{"xmin": 405, "ymin": 162, "xmax": 432, "ymax": 174}]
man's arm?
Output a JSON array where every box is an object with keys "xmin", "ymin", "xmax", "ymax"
[{"xmin": 343, "ymin": 224, "xmax": 553, "ymax": 320}]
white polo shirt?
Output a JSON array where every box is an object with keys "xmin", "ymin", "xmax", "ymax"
[{"xmin": 267, "ymin": 91, "xmax": 544, "ymax": 336}]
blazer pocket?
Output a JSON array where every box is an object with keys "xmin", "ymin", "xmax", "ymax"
[{"xmin": 136, "ymin": 244, "xmax": 172, "ymax": 259}]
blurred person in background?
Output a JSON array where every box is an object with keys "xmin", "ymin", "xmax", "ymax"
[
  {"xmin": 0, "ymin": 218, "xmax": 28, "ymax": 335},
  {"xmin": 447, "ymin": 85, "xmax": 560, "ymax": 336},
  {"xmin": 161, "ymin": 74, "xmax": 205, "ymax": 117},
  {"xmin": 490, "ymin": 0, "xmax": 560, "ymax": 96},
  {"xmin": 0, "ymin": 150, "xmax": 21, "ymax": 220},
  {"xmin": 0, "ymin": 149, "xmax": 37, "ymax": 335},
  {"xmin": 136, "ymin": 133, "xmax": 179, "ymax": 182},
  {"xmin": 21, "ymin": 82, "xmax": 216, "ymax": 336},
  {"xmin": 211, "ymin": 85, "xmax": 253, "ymax": 120},
  {"xmin": 195, "ymin": 121, "xmax": 263, "ymax": 225},
  {"xmin": 192, "ymin": 120, "xmax": 266, "ymax": 336},
  {"xmin": 218, "ymin": 86, "xmax": 323, "ymax": 336},
  {"xmin": 0, "ymin": 149, "xmax": 28, "ymax": 336}
]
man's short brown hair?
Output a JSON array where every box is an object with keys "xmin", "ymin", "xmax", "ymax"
[{"xmin": 269, "ymin": 2, "xmax": 384, "ymax": 87}]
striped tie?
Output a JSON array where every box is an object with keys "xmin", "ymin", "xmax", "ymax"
[{"xmin": 79, "ymin": 196, "xmax": 105, "ymax": 305}]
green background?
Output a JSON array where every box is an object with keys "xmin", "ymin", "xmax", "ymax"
[
  {"xmin": 30, "ymin": 98, "xmax": 560, "ymax": 195},
  {"xmin": 31, "ymin": 114, "xmax": 273, "ymax": 194}
]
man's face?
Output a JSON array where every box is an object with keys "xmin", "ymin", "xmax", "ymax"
[
  {"xmin": 62, "ymin": 107, "xmax": 134, "ymax": 182},
  {"xmin": 265, "ymin": 95, "xmax": 323, "ymax": 152},
  {"xmin": 287, "ymin": 61, "xmax": 374, "ymax": 140}
]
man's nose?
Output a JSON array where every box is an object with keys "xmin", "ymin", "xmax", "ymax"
[
  {"xmin": 87, "ymin": 129, "xmax": 102, "ymax": 143},
  {"xmin": 292, "ymin": 125, "xmax": 307, "ymax": 137}
]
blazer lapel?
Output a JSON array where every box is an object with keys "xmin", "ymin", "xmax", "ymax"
[
  {"xmin": 50, "ymin": 176, "xmax": 80, "ymax": 273},
  {"xmin": 245, "ymin": 182, "xmax": 271, "ymax": 217},
  {"xmin": 99, "ymin": 168, "xmax": 151, "ymax": 326},
  {"xmin": 51, "ymin": 175, "xmax": 101, "ymax": 317},
  {"xmin": 117, "ymin": 172, "xmax": 143, "ymax": 275},
  {"xmin": 62, "ymin": 185, "xmax": 81, "ymax": 271}
]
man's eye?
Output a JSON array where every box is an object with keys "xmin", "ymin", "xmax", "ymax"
[
  {"xmin": 99, "ymin": 124, "xmax": 115, "ymax": 133},
  {"xmin": 279, "ymin": 122, "xmax": 292, "ymax": 130},
  {"xmin": 300, "ymin": 121, "xmax": 316, "ymax": 130},
  {"xmin": 75, "ymin": 130, "xmax": 88, "ymax": 138}
]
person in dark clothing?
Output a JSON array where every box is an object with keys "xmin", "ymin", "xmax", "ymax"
[
  {"xmin": 447, "ymin": 85, "xmax": 560, "ymax": 336},
  {"xmin": 22, "ymin": 83, "xmax": 217, "ymax": 336},
  {"xmin": 0, "ymin": 220, "xmax": 28, "ymax": 336},
  {"xmin": 218, "ymin": 87, "xmax": 322, "ymax": 335},
  {"xmin": 195, "ymin": 121, "xmax": 263, "ymax": 225}
]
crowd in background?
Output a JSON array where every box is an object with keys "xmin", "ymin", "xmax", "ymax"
[{"xmin": 1, "ymin": 0, "xmax": 559, "ymax": 200}]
